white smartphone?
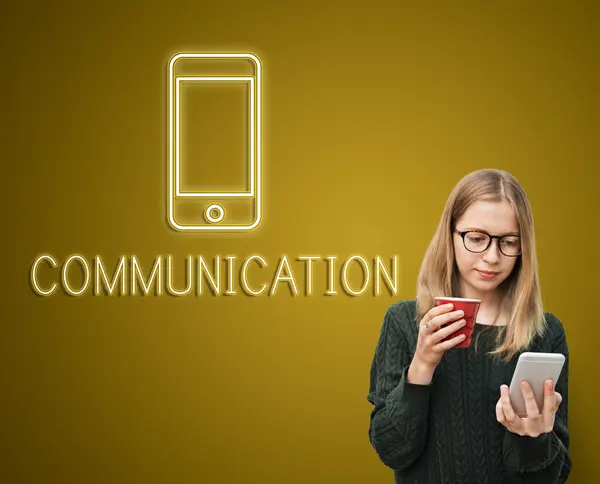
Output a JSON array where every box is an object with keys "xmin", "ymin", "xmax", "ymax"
[
  {"xmin": 167, "ymin": 52, "xmax": 262, "ymax": 232},
  {"xmin": 509, "ymin": 352, "xmax": 565, "ymax": 417}
]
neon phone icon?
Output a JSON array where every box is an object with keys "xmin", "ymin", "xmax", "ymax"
[{"xmin": 167, "ymin": 53, "xmax": 262, "ymax": 232}]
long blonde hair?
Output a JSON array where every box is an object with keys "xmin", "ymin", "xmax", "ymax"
[{"xmin": 416, "ymin": 169, "xmax": 546, "ymax": 362}]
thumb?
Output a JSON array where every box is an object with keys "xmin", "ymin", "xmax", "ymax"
[{"xmin": 555, "ymin": 392, "xmax": 563, "ymax": 407}]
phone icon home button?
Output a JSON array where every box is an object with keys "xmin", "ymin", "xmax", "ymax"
[{"xmin": 204, "ymin": 204, "xmax": 225, "ymax": 223}]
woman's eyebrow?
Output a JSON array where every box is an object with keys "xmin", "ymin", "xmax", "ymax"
[{"xmin": 462, "ymin": 227, "xmax": 520, "ymax": 236}]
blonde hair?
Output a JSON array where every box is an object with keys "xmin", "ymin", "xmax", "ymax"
[{"xmin": 416, "ymin": 169, "xmax": 546, "ymax": 362}]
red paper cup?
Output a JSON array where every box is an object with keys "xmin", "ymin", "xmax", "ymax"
[{"xmin": 434, "ymin": 297, "xmax": 482, "ymax": 348}]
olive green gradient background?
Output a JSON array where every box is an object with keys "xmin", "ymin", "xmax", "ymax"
[{"xmin": 2, "ymin": 1, "xmax": 599, "ymax": 483}]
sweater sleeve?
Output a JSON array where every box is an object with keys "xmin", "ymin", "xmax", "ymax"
[
  {"xmin": 367, "ymin": 303, "xmax": 433, "ymax": 471},
  {"xmin": 502, "ymin": 314, "xmax": 572, "ymax": 483}
]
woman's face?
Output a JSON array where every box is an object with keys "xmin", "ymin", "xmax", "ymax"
[{"xmin": 453, "ymin": 199, "xmax": 520, "ymax": 296}]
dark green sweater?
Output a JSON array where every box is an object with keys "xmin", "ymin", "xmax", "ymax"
[{"xmin": 367, "ymin": 299, "xmax": 571, "ymax": 483}]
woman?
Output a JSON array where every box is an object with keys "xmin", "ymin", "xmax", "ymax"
[{"xmin": 367, "ymin": 169, "xmax": 570, "ymax": 483}]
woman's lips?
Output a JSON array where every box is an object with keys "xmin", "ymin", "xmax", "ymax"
[{"xmin": 476, "ymin": 269, "xmax": 499, "ymax": 280}]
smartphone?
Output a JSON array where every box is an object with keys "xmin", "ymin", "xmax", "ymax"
[
  {"xmin": 167, "ymin": 52, "xmax": 262, "ymax": 232},
  {"xmin": 509, "ymin": 352, "xmax": 565, "ymax": 417}
]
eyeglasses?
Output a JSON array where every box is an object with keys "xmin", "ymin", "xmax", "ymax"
[{"xmin": 454, "ymin": 230, "xmax": 522, "ymax": 257}]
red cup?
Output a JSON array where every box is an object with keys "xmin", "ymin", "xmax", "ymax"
[{"xmin": 434, "ymin": 297, "xmax": 482, "ymax": 348}]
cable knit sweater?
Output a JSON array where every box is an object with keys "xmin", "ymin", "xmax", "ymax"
[{"xmin": 367, "ymin": 299, "xmax": 571, "ymax": 483}]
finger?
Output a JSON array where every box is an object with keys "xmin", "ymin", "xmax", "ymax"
[
  {"xmin": 432, "ymin": 318, "xmax": 467, "ymax": 343},
  {"xmin": 555, "ymin": 392, "xmax": 563, "ymax": 408},
  {"xmin": 436, "ymin": 332, "xmax": 467, "ymax": 351},
  {"xmin": 542, "ymin": 380, "xmax": 558, "ymax": 415},
  {"xmin": 429, "ymin": 309, "xmax": 465, "ymax": 332},
  {"xmin": 520, "ymin": 381, "xmax": 542, "ymax": 417},
  {"xmin": 500, "ymin": 385, "xmax": 519, "ymax": 424},
  {"xmin": 420, "ymin": 305, "xmax": 454, "ymax": 333},
  {"xmin": 496, "ymin": 399, "xmax": 507, "ymax": 424},
  {"xmin": 426, "ymin": 303, "xmax": 455, "ymax": 323},
  {"xmin": 544, "ymin": 379, "xmax": 555, "ymax": 397}
]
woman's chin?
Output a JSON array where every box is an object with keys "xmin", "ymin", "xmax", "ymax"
[{"xmin": 469, "ymin": 278, "xmax": 501, "ymax": 293}]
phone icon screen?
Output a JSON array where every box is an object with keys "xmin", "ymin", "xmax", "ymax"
[{"xmin": 167, "ymin": 53, "xmax": 262, "ymax": 231}]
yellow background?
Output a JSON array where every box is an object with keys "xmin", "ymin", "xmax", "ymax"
[{"xmin": 2, "ymin": 1, "xmax": 599, "ymax": 483}]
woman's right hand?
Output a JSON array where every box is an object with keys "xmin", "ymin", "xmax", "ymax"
[{"xmin": 407, "ymin": 303, "xmax": 467, "ymax": 384}]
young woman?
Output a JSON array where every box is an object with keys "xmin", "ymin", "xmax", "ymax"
[{"xmin": 367, "ymin": 169, "xmax": 570, "ymax": 483}]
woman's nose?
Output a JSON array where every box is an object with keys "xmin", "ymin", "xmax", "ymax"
[{"xmin": 483, "ymin": 239, "xmax": 502, "ymax": 262}]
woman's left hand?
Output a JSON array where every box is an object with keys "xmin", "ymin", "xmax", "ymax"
[{"xmin": 496, "ymin": 380, "xmax": 562, "ymax": 437}]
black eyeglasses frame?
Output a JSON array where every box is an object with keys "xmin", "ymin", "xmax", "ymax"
[{"xmin": 454, "ymin": 229, "xmax": 522, "ymax": 257}]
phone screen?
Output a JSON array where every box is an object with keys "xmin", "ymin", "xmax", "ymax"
[{"xmin": 177, "ymin": 78, "xmax": 251, "ymax": 195}]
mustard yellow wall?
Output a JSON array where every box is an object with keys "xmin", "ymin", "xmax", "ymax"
[{"xmin": 3, "ymin": 1, "xmax": 598, "ymax": 483}]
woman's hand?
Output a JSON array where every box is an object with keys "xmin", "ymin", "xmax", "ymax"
[
  {"xmin": 414, "ymin": 303, "xmax": 468, "ymax": 367},
  {"xmin": 408, "ymin": 303, "xmax": 467, "ymax": 384},
  {"xmin": 496, "ymin": 380, "xmax": 563, "ymax": 438}
]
